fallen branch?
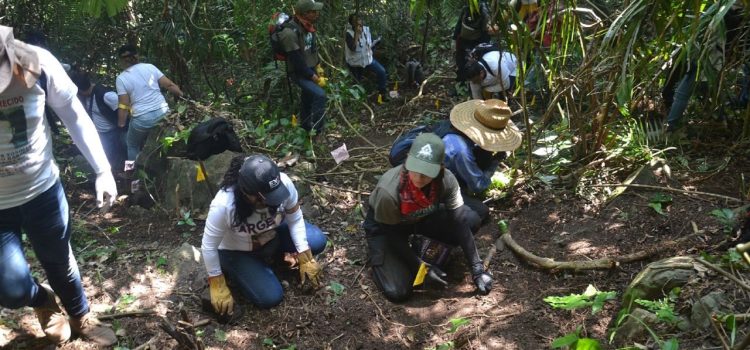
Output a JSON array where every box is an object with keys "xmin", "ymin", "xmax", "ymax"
[
  {"xmin": 482, "ymin": 237, "xmax": 505, "ymax": 271},
  {"xmin": 589, "ymin": 183, "xmax": 744, "ymax": 203},
  {"xmin": 98, "ymin": 309, "xmax": 156, "ymax": 320},
  {"xmin": 406, "ymin": 72, "xmax": 438, "ymax": 105},
  {"xmin": 707, "ymin": 309, "xmax": 731, "ymax": 350},
  {"xmin": 695, "ymin": 258, "xmax": 750, "ymax": 293},
  {"xmin": 501, "ymin": 231, "xmax": 697, "ymax": 271},
  {"xmin": 159, "ymin": 316, "xmax": 203, "ymax": 350},
  {"xmin": 361, "ymin": 100, "xmax": 375, "ymax": 124},
  {"xmin": 133, "ymin": 335, "xmax": 158, "ymax": 350}
]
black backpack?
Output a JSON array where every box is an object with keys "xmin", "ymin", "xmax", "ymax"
[
  {"xmin": 467, "ymin": 42, "xmax": 500, "ymax": 77},
  {"xmin": 186, "ymin": 118, "xmax": 243, "ymax": 161},
  {"xmin": 388, "ymin": 120, "xmax": 457, "ymax": 166},
  {"xmin": 459, "ymin": 2, "xmax": 490, "ymax": 40},
  {"xmin": 269, "ymin": 12, "xmax": 294, "ymax": 61},
  {"xmin": 87, "ymin": 84, "xmax": 119, "ymax": 123}
]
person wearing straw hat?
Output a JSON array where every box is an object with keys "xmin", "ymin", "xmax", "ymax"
[
  {"xmin": 446, "ymin": 99, "xmax": 522, "ymax": 222},
  {"xmin": 0, "ymin": 26, "xmax": 117, "ymax": 345},
  {"xmin": 364, "ymin": 133, "xmax": 493, "ymax": 302}
]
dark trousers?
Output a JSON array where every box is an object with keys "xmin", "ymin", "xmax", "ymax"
[
  {"xmin": 218, "ymin": 222, "xmax": 327, "ymax": 309},
  {"xmin": 295, "ymin": 78, "xmax": 327, "ymax": 133},
  {"xmin": 99, "ymin": 129, "xmax": 127, "ymax": 173},
  {"xmin": 349, "ymin": 59, "xmax": 388, "ymax": 94},
  {"xmin": 364, "ymin": 206, "xmax": 482, "ymax": 302}
]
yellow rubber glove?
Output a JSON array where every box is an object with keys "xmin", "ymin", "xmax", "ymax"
[
  {"xmin": 315, "ymin": 64, "xmax": 325, "ymax": 76},
  {"xmin": 297, "ymin": 249, "xmax": 321, "ymax": 287},
  {"xmin": 208, "ymin": 275, "xmax": 234, "ymax": 315},
  {"xmin": 316, "ymin": 76, "xmax": 328, "ymax": 88}
]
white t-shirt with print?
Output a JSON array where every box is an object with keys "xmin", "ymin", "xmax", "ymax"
[
  {"xmin": 115, "ymin": 63, "xmax": 168, "ymax": 117},
  {"xmin": 201, "ymin": 173, "xmax": 309, "ymax": 277},
  {"xmin": 0, "ymin": 47, "xmax": 77, "ymax": 208},
  {"xmin": 81, "ymin": 90, "xmax": 119, "ymax": 133}
]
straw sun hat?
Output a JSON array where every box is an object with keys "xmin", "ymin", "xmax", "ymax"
[{"xmin": 449, "ymin": 99, "xmax": 522, "ymax": 152}]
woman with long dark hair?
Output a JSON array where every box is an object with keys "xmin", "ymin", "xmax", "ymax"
[{"xmin": 201, "ymin": 154, "xmax": 326, "ymax": 314}]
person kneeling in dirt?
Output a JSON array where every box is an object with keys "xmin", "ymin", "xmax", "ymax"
[
  {"xmin": 445, "ymin": 98, "xmax": 522, "ymax": 223},
  {"xmin": 465, "ymin": 49, "xmax": 518, "ymax": 100},
  {"xmin": 0, "ymin": 26, "xmax": 118, "ymax": 346},
  {"xmin": 201, "ymin": 154, "xmax": 326, "ymax": 314},
  {"xmin": 388, "ymin": 99, "xmax": 522, "ymax": 227},
  {"xmin": 365, "ymin": 133, "xmax": 493, "ymax": 302}
]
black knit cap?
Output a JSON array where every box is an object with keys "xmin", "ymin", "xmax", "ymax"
[{"xmin": 237, "ymin": 154, "xmax": 289, "ymax": 206}]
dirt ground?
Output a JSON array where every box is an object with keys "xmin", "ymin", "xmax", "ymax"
[{"xmin": 1, "ymin": 90, "xmax": 749, "ymax": 350}]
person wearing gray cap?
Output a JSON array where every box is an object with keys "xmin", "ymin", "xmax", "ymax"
[
  {"xmin": 364, "ymin": 133, "xmax": 493, "ymax": 302},
  {"xmin": 0, "ymin": 26, "xmax": 117, "ymax": 346},
  {"xmin": 201, "ymin": 154, "xmax": 327, "ymax": 314}
]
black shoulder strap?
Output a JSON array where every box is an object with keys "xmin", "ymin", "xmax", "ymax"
[
  {"xmin": 37, "ymin": 70, "xmax": 62, "ymax": 134},
  {"xmin": 478, "ymin": 57, "xmax": 495, "ymax": 77},
  {"xmin": 92, "ymin": 84, "xmax": 119, "ymax": 121},
  {"xmin": 37, "ymin": 70, "xmax": 48, "ymax": 97}
]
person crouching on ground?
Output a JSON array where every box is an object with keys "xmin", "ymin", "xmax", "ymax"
[
  {"xmin": 465, "ymin": 49, "xmax": 518, "ymax": 100},
  {"xmin": 201, "ymin": 154, "xmax": 327, "ymax": 314},
  {"xmin": 445, "ymin": 98, "xmax": 522, "ymax": 224},
  {"xmin": 364, "ymin": 133, "xmax": 493, "ymax": 302}
]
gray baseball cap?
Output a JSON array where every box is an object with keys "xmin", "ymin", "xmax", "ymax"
[{"xmin": 405, "ymin": 133, "xmax": 445, "ymax": 178}]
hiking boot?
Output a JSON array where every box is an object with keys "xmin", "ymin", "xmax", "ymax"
[
  {"xmin": 70, "ymin": 313, "xmax": 116, "ymax": 346},
  {"xmin": 33, "ymin": 284, "xmax": 71, "ymax": 344}
]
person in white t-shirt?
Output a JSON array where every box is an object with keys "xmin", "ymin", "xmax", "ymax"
[
  {"xmin": 201, "ymin": 154, "xmax": 327, "ymax": 315},
  {"xmin": 465, "ymin": 50, "xmax": 518, "ymax": 100},
  {"xmin": 115, "ymin": 44, "xmax": 182, "ymax": 162},
  {"xmin": 70, "ymin": 71, "xmax": 127, "ymax": 173},
  {"xmin": 0, "ymin": 26, "xmax": 117, "ymax": 346}
]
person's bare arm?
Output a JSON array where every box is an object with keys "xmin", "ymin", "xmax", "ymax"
[
  {"xmin": 158, "ymin": 76, "xmax": 183, "ymax": 97},
  {"xmin": 117, "ymin": 94, "xmax": 130, "ymax": 128}
]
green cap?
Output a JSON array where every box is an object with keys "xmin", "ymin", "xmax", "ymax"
[
  {"xmin": 295, "ymin": 0, "xmax": 324, "ymax": 13},
  {"xmin": 405, "ymin": 133, "xmax": 444, "ymax": 178}
]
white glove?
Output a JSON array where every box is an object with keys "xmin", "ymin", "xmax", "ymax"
[{"xmin": 95, "ymin": 171, "xmax": 117, "ymax": 213}]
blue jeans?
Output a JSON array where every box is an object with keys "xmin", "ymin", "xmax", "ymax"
[
  {"xmin": 127, "ymin": 107, "xmax": 168, "ymax": 161},
  {"xmin": 0, "ymin": 181, "xmax": 89, "ymax": 317},
  {"xmin": 99, "ymin": 128, "xmax": 127, "ymax": 172},
  {"xmin": 294, "ymin": 79, "xmax": 327, "ymax": 133},
  {"xmin": 351, "ymin": 59, "xmax": 388, "ymax": 94},
  {"xmin": 218, "ymin": 221, "xmax": 327, "ymax": 309}
]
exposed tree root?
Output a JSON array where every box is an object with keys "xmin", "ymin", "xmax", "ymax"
[{"xmin": 499, "ymin": 231, "xmax": 697, "ymax": 272}]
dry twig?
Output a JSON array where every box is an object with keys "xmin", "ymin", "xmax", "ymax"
[
  {"xmin": 589, "ymin": 183, "xmax": 744, "ymax": 203},
  {"xmin": 98, "ymin": 309, "xmax": 157, "ymax": 320},
  {"xmin": 695, "ymin": 258, "xmax": 750, "ymax": 293}
]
